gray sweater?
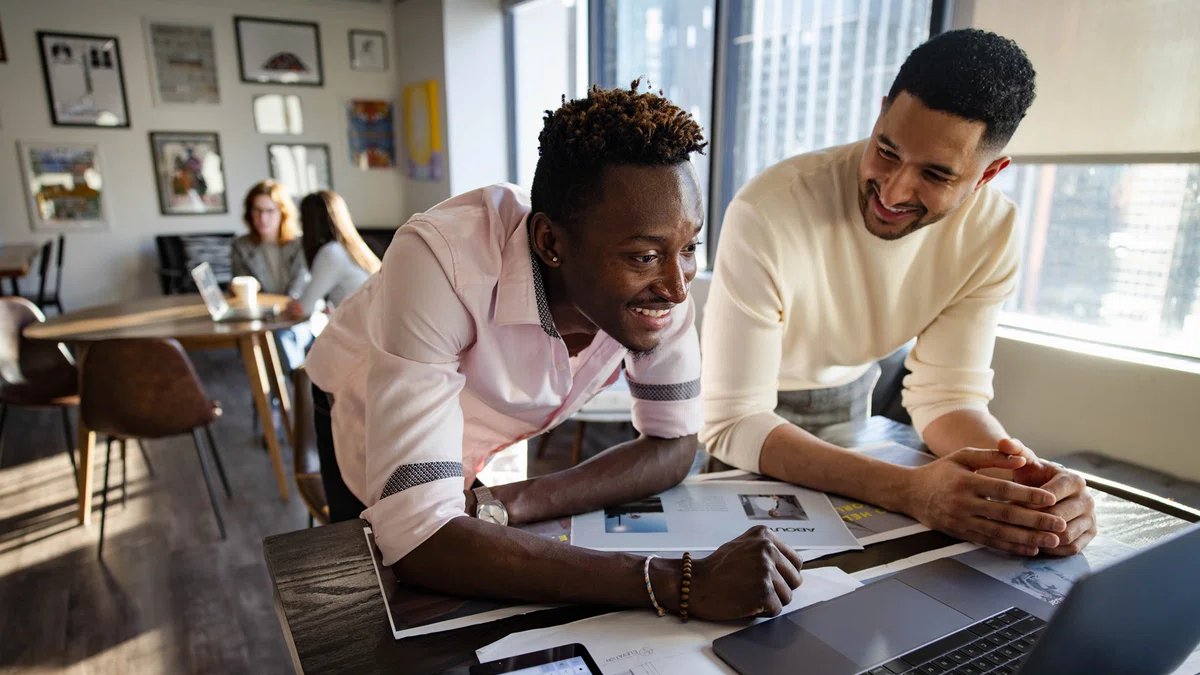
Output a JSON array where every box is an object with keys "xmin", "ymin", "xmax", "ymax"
[{"xmin": 230, "ymin": 235, "xmax": 310, "ymax": 297}]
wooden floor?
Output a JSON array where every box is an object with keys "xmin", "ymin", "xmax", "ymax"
[{"xmin": 0, "ymin": 348, "xmax": 1195, "ymax": 674}]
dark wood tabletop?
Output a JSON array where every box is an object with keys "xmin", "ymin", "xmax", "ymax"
[
  {"xmin": 263, "ymin": 417, "xmax": 1198, "ymax": 675},
  {"xmin": 0, "ymin": 243, "xmax": 41, "ymax": 278},
  {"xmin": 23, "ymin": 293, "xmax": 304, "ymax": 343}
]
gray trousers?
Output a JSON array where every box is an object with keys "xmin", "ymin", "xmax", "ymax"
[{"xmin": 774, "ymin": 362, "xmax": 881, "ymax": 435}]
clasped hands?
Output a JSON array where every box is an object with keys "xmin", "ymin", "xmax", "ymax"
[{"xmin": 907, "ymin": 439, "xmax": 1097, "ymax": 557}]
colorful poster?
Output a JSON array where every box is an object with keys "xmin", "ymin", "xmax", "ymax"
[
  {"xmin": 145, "ymin": 21, "xmax": 219, "ymax": 105},
  {"xmin": 19, "ymin": 142, "xmax": 108, "ymax": 231},
  {"xmin": 347, "ymin": 99, "xmax": 396, "ymax": 170},
  {"xmin": 402, "ymin": 80, "xmax": 443, "ymax": 181}
]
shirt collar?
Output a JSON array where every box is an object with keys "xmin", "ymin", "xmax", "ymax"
[{"xmin": 494, "ymin": 215, "xmax": 559, "ymax": 338}]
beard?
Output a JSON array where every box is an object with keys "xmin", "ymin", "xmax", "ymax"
[{"xmin": 857, "ymin": 181, "xmax": 947, "ymax": 240}]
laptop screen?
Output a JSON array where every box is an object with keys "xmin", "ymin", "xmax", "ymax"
[{"xmin": 190, "ymin": 262, "xmax": 229, "ymax": 319}]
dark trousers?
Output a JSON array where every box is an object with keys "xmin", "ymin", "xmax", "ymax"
[{"xmin": 312, "ymin": 384, "xmax": 368, "ymax": 522}]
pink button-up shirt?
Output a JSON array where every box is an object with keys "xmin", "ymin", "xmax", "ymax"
[{"xmin": 306, "ymin": 184, "xmax": 702, "ymax": 565}]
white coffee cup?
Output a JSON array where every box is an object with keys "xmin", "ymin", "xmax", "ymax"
[{"xmin": 230, "ymin": 276, "xmax": 261, "ymax": 312}]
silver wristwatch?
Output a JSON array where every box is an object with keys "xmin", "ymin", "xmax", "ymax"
[{"xmin": 473, "ymin": 486, "xmax": 509, "ymax": 526}]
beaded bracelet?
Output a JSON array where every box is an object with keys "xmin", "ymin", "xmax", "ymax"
[
  {"xmin": 643, "ymin": 554, "xmax": 665, "ymax": 617},
  {"xmin": 680, "ymin": 552, "xmax": 693, "ymax": 622}
]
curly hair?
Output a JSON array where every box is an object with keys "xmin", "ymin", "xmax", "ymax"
[
  {"xmin": 887, "ymin": 29, "xmax": 1036, "ymax": 151},
  {"xmin": 530, "ymin": 80, "xmax": 707, "ymax": 227}
]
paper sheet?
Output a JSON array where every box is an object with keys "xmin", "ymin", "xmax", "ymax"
[
  {"xmin": 571, "ymin": 481, "xmax": 860, "ymax": 552},
  {"xmin": 952, "ymin": 534, "xmax": 1136, "ymax": 605},
  {"xmin": 476, "ymin": 567, "xmax": 862, "ymax": 675}
]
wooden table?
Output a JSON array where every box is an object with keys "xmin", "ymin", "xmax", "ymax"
[
  {"xmin": 0, "ymin": 243, "xmax": 42, "ymax": 296},
  {"xmin": 263, "ymin": 417, "xmax": 1199, "ymax": 675},
  {"xmin": 24, "ymin": 294, "xmax": 305, "ymax": 524}
]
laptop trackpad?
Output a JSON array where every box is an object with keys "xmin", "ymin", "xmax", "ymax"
[{"xmin": 788, "ymin": 579, "xmax": 973, "ymax": 668}]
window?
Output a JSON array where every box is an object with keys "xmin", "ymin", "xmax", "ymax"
[
  {"xmin": 993, "ymin": 163, "xmax": 1200, "ymax": 359},
  {"xmin": 713, "ymin": 0, "xmax": 932, "ymax": 234},
  {"xmin": 594, "ymin": 0, "xmax": 716, "ymax": 268},
  {"xmin": 507, "ymin": 0, "xmax": 588, "ymax": 190}
]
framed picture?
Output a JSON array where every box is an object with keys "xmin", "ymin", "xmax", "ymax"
[
  {"xmin": 349, "ymin": 30, "xmax": 387, "ymax": 71},
  {"xmin": 253, "ymin": 94, "xmax": 304, "ymax": 134},
  {"xmin": 235, "ymin": 16, "xmax": 323, "ymax": 86},
  {"xmin": 347, "ymin": 99, "xmax": 396, "ymax": 170},
  {"xmin": 37, "ymin": 31, "xmax": 130, "ymax": 127},
  {"xmin": 268, "ymin": 143, "xmax": 332, "ymax": 199},
  {"xmin": 144, "ymin": 20, "xmax": 220, "ymax": 105},
  {"xmin": 149, "ymin": 132, "xmax": 228, "ymax": 216},
  {"xmin": 18, "ymin": 142, "xmax": 109, "ymax": 232}
]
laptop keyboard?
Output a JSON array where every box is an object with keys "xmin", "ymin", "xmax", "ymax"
[{"xmin": 858, "ymin": 607, "xmax": 1047, "ymax": 675}]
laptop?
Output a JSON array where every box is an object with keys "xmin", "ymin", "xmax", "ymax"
[
  {"xmin": 714, "ymin": 523, "xmax": 1200, "ymax": 675},
  {"xmin": 190, "ymin": 262, "xmax": 274, "ymax": 322}
]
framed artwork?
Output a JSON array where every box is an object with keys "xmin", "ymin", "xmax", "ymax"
[
  {"xmin": 149, "ymin": 132, "xmax": 228, "ymax": 216},
  {"xmin": 235, "ymin": 16, "xmax": 323, "ymax": 86},
  {"xmin": 402, "ymin": 81, "xmax": 443, "ymax": 181},
  {"xmin": 144, "ymin": 20, "xmax": 220, "ymax": 105},
  {"xmin": 349, "ymin": 30, "xmax": 387, "ymax": 71},
  {"xmin": 347, "ymin": 99, "xmax": 396, "ymax": 170},
  {"xmin": 18, "ymin": 142, "xmax": 109, "ymax": 232},
  {"xmin": 253, "ymin": 94, "xmax": 304, "ymax": 134},
  {"xmin": 268, "ymin": 143, "xmax": 332, "ymax": 199},
  {"xmin": 37, "ymin": 31, "xmax": 130, "ymax": 127}
]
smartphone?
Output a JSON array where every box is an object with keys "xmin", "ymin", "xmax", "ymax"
[{"xmin": 470, "ymin": 643, "xmax": 602, "ymax": 675}]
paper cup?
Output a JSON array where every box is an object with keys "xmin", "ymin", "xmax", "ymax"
[{"xmin": 230, "ymin": 276, "xmax": 261, "ymax": 312}]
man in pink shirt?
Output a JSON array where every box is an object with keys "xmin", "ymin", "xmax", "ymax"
[{"xmin": 306, "ymin": 84, "xmax": 803, "ymax": 620}]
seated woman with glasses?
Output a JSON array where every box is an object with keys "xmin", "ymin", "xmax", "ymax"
[
  {"xmin": 232, "ymin": 179, "xmax": 311, "ymax": 367},
  {"xmin": 289, "ymin": 190, "xmax": 381, "ymax": 317}
]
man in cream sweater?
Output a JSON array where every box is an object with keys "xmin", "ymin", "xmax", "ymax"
[{"xmin": 702, "ymin": 29, "xmax": 1096, "ymax": 557}]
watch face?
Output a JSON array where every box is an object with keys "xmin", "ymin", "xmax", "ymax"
[{"xmin": 479, "ymin": 503, "xmax": 509, "ymax": 526}]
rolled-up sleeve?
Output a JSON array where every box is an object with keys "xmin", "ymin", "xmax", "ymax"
[
  {"xmin": 360, "ymin": 226, "xmax": 478, "ymax": 566},
  {"xmin": 903, "ymin": 211, "xmax": 1020, "ymax": 435},
  {"xmin": 624, "ymin": 295, "xmax": 702, "ymax": 439},
  {"xmin": 699, "ymin": 198, "xmax": 790, "ymax": 473}
]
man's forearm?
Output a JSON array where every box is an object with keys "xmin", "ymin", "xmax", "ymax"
[
  {"xmin": 493, "ymin": 434, "xmax": 698, "ymax": 525},
  {"xmin": 759, "ymin": 423, "xmax": 915, "ymax": 513},
  {"xmin": 921, "ymin": 408, "xmax": 1008, "ymax": 458},
  {"xmin": 395, "ymin": 516, "xmax": 681, "ymax": 611}
]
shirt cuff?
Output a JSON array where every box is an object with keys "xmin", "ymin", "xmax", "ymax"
[
  {"xmin": 362, "ymin": 480, "xmax": 468, "ymax": 566},
  {"xmin": 701, "ymin": 411, "xmax": 789, "ymax": 474}
]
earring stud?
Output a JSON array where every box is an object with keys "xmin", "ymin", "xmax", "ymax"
[{"xmin": 551, "ymin": 256, "xmax": 559, "ymax": 263}]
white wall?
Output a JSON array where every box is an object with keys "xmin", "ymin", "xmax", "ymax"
[
  {"xmin": 394, "ymin": 0, "xmax": 453, "ymax": 212},
  {"xmin": 443, "ymin": 0, "xmax": 508, "ymax": 195},
  {"xmin": 0, "ymin": 0, "xmax": 402, "ymax": 310},
  {"xmin": 991, "ymin": 335, "xmax": 1200, "ymax": 483}
]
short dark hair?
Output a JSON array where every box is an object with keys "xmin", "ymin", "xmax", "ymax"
[
  {"xmin": 887, "ymin": 29, "xmax": 1036, "ymax": 151},
  {"xmin": 530, "ymin": 80, "xmax": 706, "ymax": 226}
]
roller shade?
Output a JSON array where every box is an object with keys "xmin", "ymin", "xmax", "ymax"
[{"xmin": 961, "ymin": 0, "xmax": 1200, "ymax": 158}]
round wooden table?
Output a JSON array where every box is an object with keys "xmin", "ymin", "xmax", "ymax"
[{"xmin": 24, "ymin": 294, "xmax": 305, "ymax": 524}]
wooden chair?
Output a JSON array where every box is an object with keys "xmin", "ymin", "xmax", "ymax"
[
  {"xmin": 291, "ymin": 366, "xmax": 329, "ymax": 527},
  {"xmin": 0, "ymin": 297, "xmax": 78, "ymax": 479},
  {"xmin": 31, "ymin": 235, "xmax": 65, "ymax": 316},
  {"xmin": 79, "ymin": 338, "xmax": 232, "ymax": 557}
]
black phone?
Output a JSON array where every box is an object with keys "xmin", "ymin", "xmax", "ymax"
[{"xmin": 469, "ymin": 643, "xmax": 602, "ymax": 675}]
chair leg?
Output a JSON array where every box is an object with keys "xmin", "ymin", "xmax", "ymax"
[
  {"xmin": 535, "ymin": 427, "xmax": 555, "ymax": 459},
  {"xmin": 60, "ymin": 407, "xmax": 78, "ymax": 485},
  {"xmin": 0, "ymin": 404, "xmax": 7, "ymax": 463},
  {"xmin": 571, "ymin": 422, "xmax": 586, "ymax": 467},
  {"xmin": 137, "ymin": 440, "xmax": 156, "ymax": 479},
  {"xmin": 203, "ymin": 425, "xmax": 233, "ymax": 499},
  {"xmin": 120, "ymin": 440, "xmax": 128, "ymax": 508},
  {"xmin": 97, "ymin": 438, "xmax": 114, "ymax": 559},
  {"xmin": 308, "ymin": 513, "xmax": 314, "ymax": 529},
  {"xmin": 191, "ymin": 429, "xmax": 227, "ymax": 539}
]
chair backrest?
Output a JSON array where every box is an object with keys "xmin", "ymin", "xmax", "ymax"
[
  {"xmin": 155, "ymin": 233, "xmax": 236, "ymax": 295},
  {"xmin": 36, "ymin": 239, "xmax": 53, "ymax": 304},
  {"xmin": 53, "ymin": 234, "xmax": 65, "ymax": 298},
  {"xmin": 80, "ymin": 338, "xmax": 215, "ymax": 438},
  {"xmin": 0, "ymin": 297, "xmax": 76, "ymax": 404}
]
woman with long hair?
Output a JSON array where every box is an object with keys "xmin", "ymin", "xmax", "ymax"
[
  {"xmin": 291, "ymin": 190, "xmax": 380, "ymax": 315},
  {"xmin": 232, "ymin": 179, "xmax": 310, "ymax": 297}
]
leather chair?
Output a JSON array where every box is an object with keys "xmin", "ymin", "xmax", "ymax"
[
  {"xmin": 0, "ymin": 297, "xmax": 79, "ymax": 479},
  {"xmin": 291, "ymin": 366, "xmax": 329, "ymax": 527},
  {"xmin": 29, "ymin": 235, "xmax": 65, "ymax": 316},
  {"xmin": 79, "ymin": 338, "xmax": 232, "ymax": 557}
]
